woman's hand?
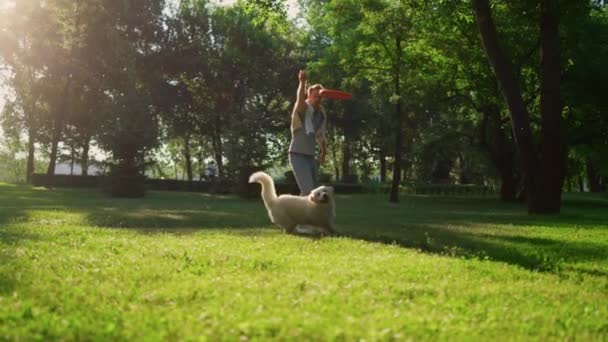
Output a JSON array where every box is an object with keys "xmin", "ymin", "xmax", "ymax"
[{"xmin": 298, "ymin": 70, "xmax": 307, "ymax": 84}]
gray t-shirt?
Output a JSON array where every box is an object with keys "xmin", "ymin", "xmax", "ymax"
[{"xmin": 289, "ymin": 102, "xmax": 325, "ymax": 155}]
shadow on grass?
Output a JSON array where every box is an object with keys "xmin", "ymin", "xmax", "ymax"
[
  {"xmin": 0, "ymin": 184, "xmax": 96, "ymax": 226},
  {"xmin": 0, "ymin": 185, "xmax": 47, "ymax": 226},
  {"xmin": 334, "ymin": 194, "xmax": 608, "ymax": 275},
  {"xmin": 81, "ymin": 192, "xmax": 269, "ymax": 230},
  {"xmin": 2, "ymin": 184, "xmax": 607, "ymax": 277},
  {"xmin": 340, "ymin": 225, "xmax": 608, "ymax": 274},
  {"xmin": 0, "ymin": 184, "xmax": 266, "ymax": 231}
]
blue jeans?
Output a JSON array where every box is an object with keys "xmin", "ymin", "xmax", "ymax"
[{"xmin": 289, "ymin": 153, "xmax": 318, "ymax": 196}]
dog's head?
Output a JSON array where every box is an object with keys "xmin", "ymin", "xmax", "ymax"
[{"xmin": 309, "ymin": 185, "xmax": 334, "ymax": 204}]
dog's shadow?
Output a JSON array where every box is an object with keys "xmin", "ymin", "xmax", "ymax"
[{"xmin": 289, "ymin": 229, "xmax": 338, "ymax": 240}]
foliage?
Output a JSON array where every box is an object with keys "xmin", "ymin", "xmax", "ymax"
[
  {"xmin": 0, "ymin": 137, "xmax": 26, "ymax": 183},
  {"xmin": 1, "ymin": 0, "xmax": 607, "ymax": 203},
  {"xmin": 562, "ymin": 4, "xmax": 608, "ymax": 177}
]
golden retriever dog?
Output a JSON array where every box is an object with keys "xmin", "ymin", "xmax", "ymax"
[{"xmin": 249, "ymin": 171, "xmax": 336, "ymax": 235}]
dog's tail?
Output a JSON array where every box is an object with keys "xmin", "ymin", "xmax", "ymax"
[{"xmin": 249, "ymin": 171, "xmax": 278, "ymax": 206}]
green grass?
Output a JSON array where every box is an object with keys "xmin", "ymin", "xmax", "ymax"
[{"xmin": 1, "ymin": 183, "xmax": 607, "ymax": 340}]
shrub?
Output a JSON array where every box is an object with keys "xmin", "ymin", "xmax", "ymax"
[
  {"xmin": 319, "ymin": 172, "xmax": 332, "ymax": 183},
  {"xmin": 284, "ymin": 170, "xmax": 296, "ymax": 184},
  {"xmin": 414, "ymin": 184, "xmax": 495, "ymax": 196},
  {"xmin": 364, "ymin": 179, "xmax": 384, "ymax": 193},
  {"xmin": 100, "ymin": 163, "xmax": 147, "ymax": 198},
  {"xmin": 341, "ymin": 174, "xmax": 358, "ymax": 184}
]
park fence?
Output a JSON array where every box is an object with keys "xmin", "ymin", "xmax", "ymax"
[
  {"xmin": 31, "ymin": 174, "xmax": 495, "ymax": 197},
  {"xmin": 31, "ymin": 174, "xmax": 365, "ymax": 196}
]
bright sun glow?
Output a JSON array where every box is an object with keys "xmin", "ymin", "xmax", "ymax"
[
  {"xmin": 0, "ymin": 1, "xmax": 15, "ymax": 135},
  {"xmin": 0, "ymin": 0, "xmax": 301, "ymax": 143}
]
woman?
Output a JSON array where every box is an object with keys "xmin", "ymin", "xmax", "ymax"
[{"xmin": 288, "ymin": 70, "xmax": 328, "ymax": 196}]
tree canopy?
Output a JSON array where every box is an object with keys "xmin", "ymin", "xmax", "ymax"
[{"xmin": 1, "ymin": 0, "xmax": 606, "ymax": 210}]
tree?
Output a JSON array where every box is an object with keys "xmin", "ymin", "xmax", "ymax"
[
  {"xmin": 156, "ymin": 0, "xmax": 214, "ymax": 185},
  {"xmin": 562, "ymin": 2, "xmax": 608, "ymax": 192},
  {"xmin": 473, "ymin": 0, "xmax": 566, "ymax": 213},
  {"xmin": 203, "ymin": 2, "xmax": 298, "ymax": 190},
  {"xmin": 91, "ymin": 0, "xmax": 166, "ymax": 197},
  {"xmin": 422, "ymin": 1, "xmax": 536, "ymax": 201},
  {"xmin": 0, "ymin": 0, "xmax": 53, "ymax": 183},
  {"xmin": 2, "ymin": 0, "xmax": 113, "ymax": 181},
  {"xmin": 304, "ymin": 0, "xmax": 457, "ymax": 202}
]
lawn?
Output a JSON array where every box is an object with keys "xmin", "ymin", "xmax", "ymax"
[{"xmin": 1, "ymin": 183, "xmax": 607, "ymax": 340}]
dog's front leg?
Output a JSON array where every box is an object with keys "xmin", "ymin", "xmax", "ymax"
[{"xmin": 323, "ymin": 222, "xmax": 338, "ymax": 236}]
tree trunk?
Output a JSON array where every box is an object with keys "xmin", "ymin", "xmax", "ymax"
[
  {"xmin": 473, "ymin": 0, "xmax": 555, "ymax": 213},
  {"xmin": 213, "ymin": 138, "xmax": 223, "ymax": 181},
  {"xmin": 198, "ymin": 151, "xmax": 205, "ymax": 180},
  {"xmin": 183, "ymin": 134, "xmax": 193, "ymax": 184},
  {"xmin": 46, "ymin": 78, "xmax": 71, "ymax": 177},
  {"xmin": 479, "ymin": 105, "xmax": 518, "ymax": 202},
  {"xmin": 81, "ymin": 136, "xmax": 90, "ymax": 176},
  {"xmin": 586, "ymin": 158, "xmax": 601, "ymax": 192},
  {"xmin": 212, "ymin": 114, "xmax": 224, "ymax": 180},
  {"xmin": 457, "ymin": 153, "xmax": 471, "ymax": 184},
  {"xmin": 531, "ymin": 0, "xmax": 565, "ymax": 213},
  {"xmin": 332, "ymin": 151, "xmax": 340, "ymax": 183},
  {"xmin": 389, "ymin": 35, "xmax": 403, "ymax": 203},
  {"xmin": 214, "ymin": 150, "xmax": 223, "ymax": 181},
  {"xmin": 46, "ymin": 121, "xmax": 61, "ymax": 176},
  {"xmin": 500, "ymin": 170, "xmax": 518, "ymax": 201},
  {"xmin": 70, "ymin": 146, "xmax": 75, "ymax": 175},
  {"xmin": 379, "ymin": 144, "xmax": 387, "ymax": 183},
  {"xmin": 26, "ymin": 127, "xmax": 35, "ymax": 184},
  {"xmin": 330, "ymin": 127, "xmax": 340, "ymax": 181},
  {"xmin": 578, "ymin": 175, "xmax": 584, "ymax": 192},
  {"xmin": 341, "ymin": 143, "xmax": 351, "ymax": 181}
]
